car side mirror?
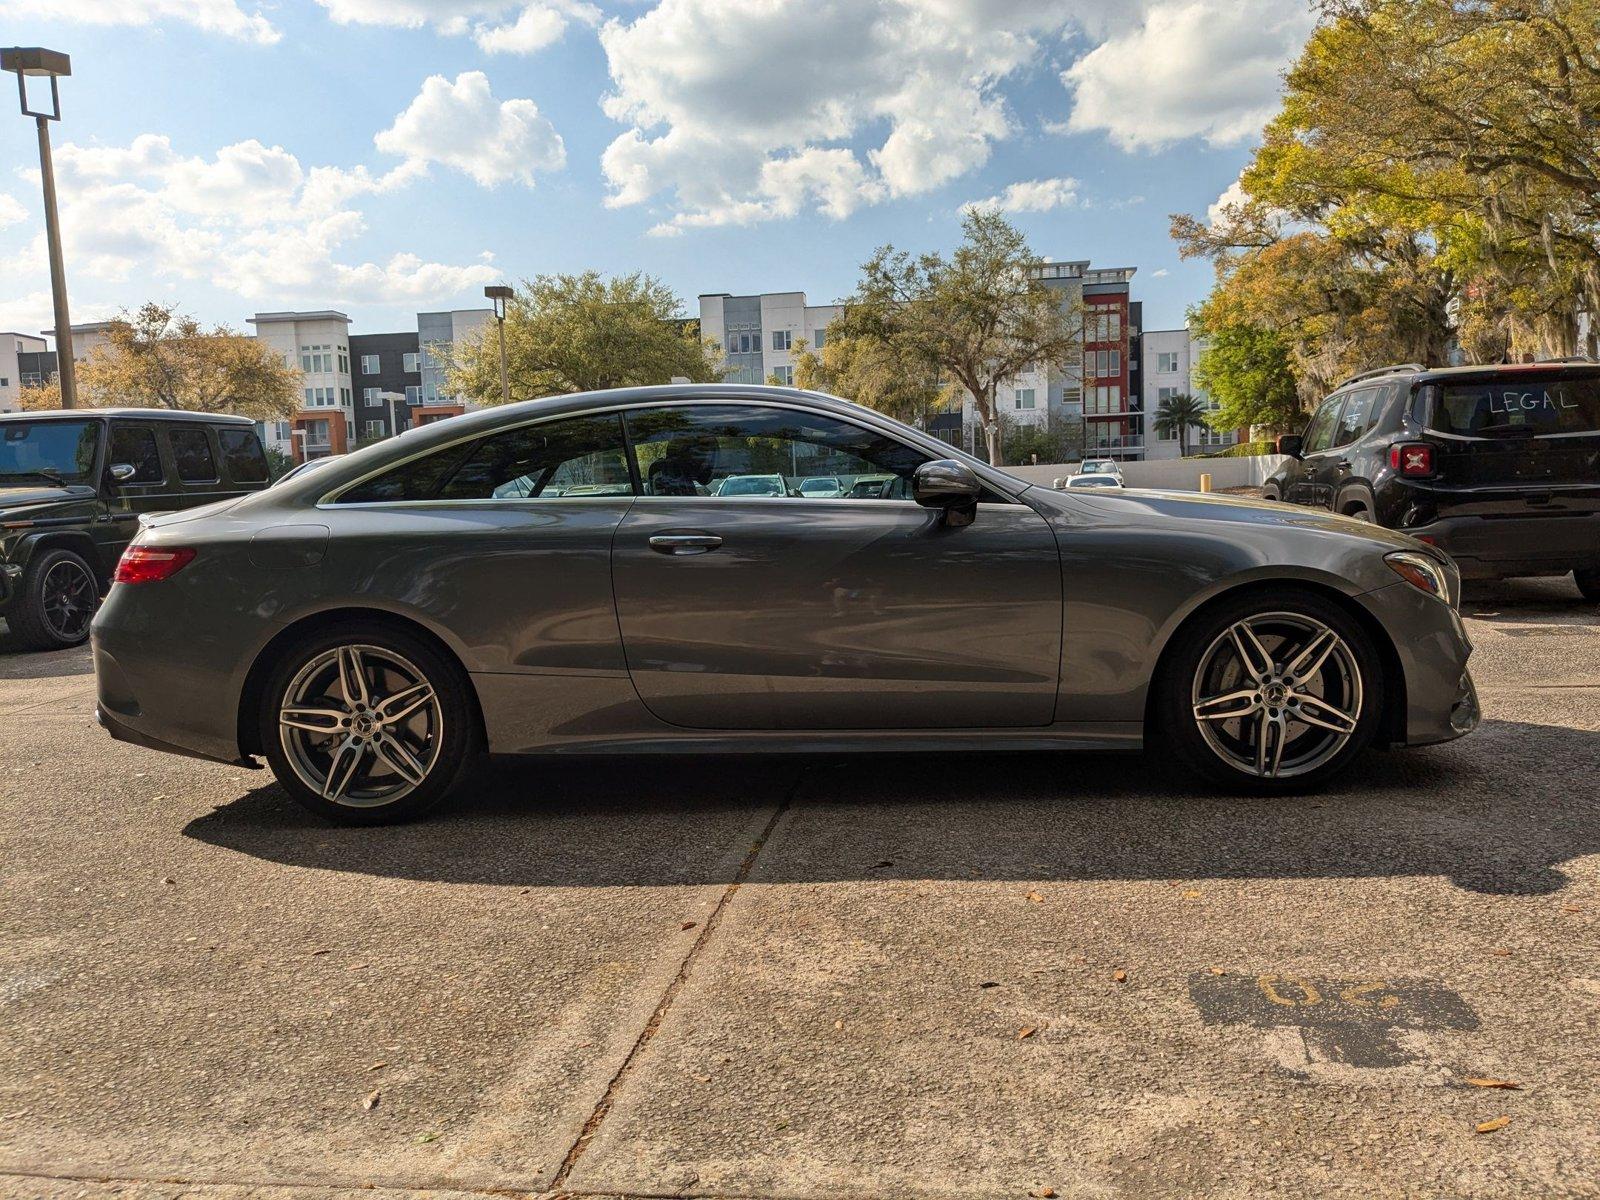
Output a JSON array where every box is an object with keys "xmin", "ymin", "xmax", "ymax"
[
  {"xmin": 108, "ymin": 462, "xmax": 137, "ymax": 483},
  {"xmin": 912, "ymin": 459, "xmax": 981, "ymax": 528},
  {"xmin": 1276, "ymin": 435, "xmax": 1303, "ymax": 459}
]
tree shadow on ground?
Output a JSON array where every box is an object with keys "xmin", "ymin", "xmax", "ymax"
[{"xmin": 183, "ymin": 718, "xmax": 1598, "ymax": 898}]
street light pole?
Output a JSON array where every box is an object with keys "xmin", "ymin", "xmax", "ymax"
[
  {"xmin": 485, "ymin": 285, "xmax": 513, "ymax": 405},
  {"xmin": 3, "ymin": 48, "xmax": 76, "ymax": 409}
]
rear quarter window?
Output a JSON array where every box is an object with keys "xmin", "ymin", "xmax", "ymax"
[
  {"xmin": 1428, "ymin": 375, "xmax": 1600, "ymax": 437},
  {"xmin": 217, "ymin": 427, "xmax": 270, "ymax": 483}
]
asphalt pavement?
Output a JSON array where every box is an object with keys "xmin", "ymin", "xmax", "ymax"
[{"xmin": 1, "ymin": 576, "xmax": 1597, "ymax": 1199}]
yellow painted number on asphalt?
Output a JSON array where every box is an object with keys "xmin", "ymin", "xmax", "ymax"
[
  {"xmin": 1339, "ymin": 980, "xmax": 1400, "ymax": 1009},
  {"xmin": 1258, "ymin": 974, "xmax": 1321, "ymax": 1007}
]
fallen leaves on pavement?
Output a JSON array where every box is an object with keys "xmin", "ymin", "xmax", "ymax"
[
  {"xmin": 1465, "ymin": 1078, "xmax": 1521, "ymax": 1090},
  {"xmin": 1018, "ymin": 1026, "xmax": 1037, "ymax": 1040},
  {"xmin": 1475, "ymin": 1116, "xmax": 1511, "ymax": 1134},
  {"xmin": 1113, "ymin": 969, "xmax": 1128, "ymax": 983},
  {"xmin": 362, "ymin": 1090, "xmax": 381, "ymax": 1111}
]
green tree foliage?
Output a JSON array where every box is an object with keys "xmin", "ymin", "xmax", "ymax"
[
  {"xmin": 1151, "ymin": 392, "xmax": 1210, "ymax": 457},
  {"xmin": 1190, "ymin": 321, "xmax": 1304, "ymax": 435},
  {"xmin": 446, "ymin": 271, "xmax": 723, "ymax": 403},
  {"xmin": 790, "ymin": 335, "xmax": 961, "ymax": 430},
  {"xmin": 835, "ymin": 210, "xmax": 1083, "ymax": 465},
  {"xmin": 1173, "ymin": 0, "xmax": 1600, "ymax": 416},
  {"xmin": 23, "ymin": 303, "xmax": 300, "ymax": 419}
]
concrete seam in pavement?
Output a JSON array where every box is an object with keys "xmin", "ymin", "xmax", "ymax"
[{"xmin": 546, "ymin": 765, "xmax": 818, "ymax": 1196}]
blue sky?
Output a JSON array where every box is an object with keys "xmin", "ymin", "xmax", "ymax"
[{"xmin": 0, "ymin": 1, "xmax": 1316, "ymax": 340}]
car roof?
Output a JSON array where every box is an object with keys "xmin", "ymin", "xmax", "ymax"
[
  {"xmin": 0, "ymin": 407, "xmax": 256, "ymax": 425},
  {"xmin": 1332, "ymin": 360, "xmax": 1600, "ymax": 395}
]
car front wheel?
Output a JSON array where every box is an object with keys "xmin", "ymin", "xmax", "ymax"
[
  {"xmin": 260, "ymin": 624, "xmax": 478, "ymax": 823},
  {"xmin": 1155, "ymin": 590, "xmax": 1383, "ymax": 792},
  {"xmin": 9, "ymin": 547, "xmax": 100, "ymax": 651}
]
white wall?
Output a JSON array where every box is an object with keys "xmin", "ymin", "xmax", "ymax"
[
  {"xmin": 0, "ymin": 334, "xmax": 46, "ymax": 413},
  {"xmin": 1006, "ymin": 454, "xmax": 1289, "ymax": 492}
]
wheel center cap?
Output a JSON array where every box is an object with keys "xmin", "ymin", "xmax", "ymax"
[
  {"xmin": 353, "ymin": 714, "xmax": 376, "ymax": 735},
  {"xmin": 1263, "ymin": 683, "xmax": 1288, "ymax": 706}
]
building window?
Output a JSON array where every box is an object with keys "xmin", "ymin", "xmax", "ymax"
[
  {"xmin": 771, "ymin": 365, "xmax": 794, "ymax": 386},
  {"xmin": 299, "ymin": 344, "xmax": 336, "ymax": 373},
  {"xmin": 403, "ymin": 352, "xmax": 420, "ymax": 374},
  {"xmin": 405, "ymin": 385, "xmax": 421, "ymax": 404},
  {"xmin": 363, "ymin": 387, "xmax": 380, "ymax": 405},
  {"xmin": 338, "ymin": 350, "xmax": 350, "ymax": 374},
  {"xmin": 363, "ymin": 420, "xmax": 386, "ymax": 439},
  {"xmin": 1157, "ymin": 351, "xmax": 1180, "ymax": 373},
  {"xmin": 1015, "ymin": 388, "xmax": 1036, "ymax": 410},
  {"xmin": 772, "ymin": 330, "xmax": 791, "ymax": 351},
  {"xmin": 1110, "ymin": 349, "xmax": 1121, "ymax": 375},
  {"xmin": 813, "ymin": 329, "xmax": 826, "ymax": 349},
  {"xmin": 360, "ymin": 354, "xmax": 379, "ymax": 374}
]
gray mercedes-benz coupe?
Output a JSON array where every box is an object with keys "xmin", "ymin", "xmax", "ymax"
[{"xmin": 90, "ymin": 385, "xmax": 1479, "ymax": 823}]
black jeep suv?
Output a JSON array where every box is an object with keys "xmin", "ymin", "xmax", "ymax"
[
  {"xmin": 1264, "ymin": 362, "xmax": 1600, "ymax": 595},
  {"xmin": 1, "ymin": 409, "xmax": 271, "ymax": 650}
]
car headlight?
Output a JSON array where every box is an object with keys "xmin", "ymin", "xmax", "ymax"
[{"xmin": 1385, "ymin": 550, "xmax": 1457, "ymax": 608}]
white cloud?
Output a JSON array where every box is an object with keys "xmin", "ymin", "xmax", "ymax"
[
  {"xmin": 1, "ymin": 0, "xmax": 280, "ymax": 44},
  {"xmin": 312, "ymin": 0, "xmax": 597, "ymax": 54},
  {"xmin": 28, "ymin": 132, "xmax": 494, "ymax": 308},
  {"xmin": 1150, "ymin": 268, "xmax": 1170, "ymax": 277},
  {"xmin": 0, "ymin": 193, "xmax": 27, "ymax": 230},
  {"xmin": 598, "ymin": 0, "xmax": 1076, "ymax": 231},
  {"xmin": 964, "ymin": 177, "xmax": 1080, "ymax": 214},
  {"xmin": 376, "ymin": 72, "xmax": 566, "ymax": 187},
  {"xmin": 1208, "ymin": 175, "xmax": 1250, "ymax": 226},
  {"xmin": 1062, "ymin": 0, "xmax": 1315, "ymax": 151}
]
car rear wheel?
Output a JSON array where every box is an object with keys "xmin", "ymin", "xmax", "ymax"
[
  {"xmin": 1576, "ymin": 568, "xmax": 1600, "ymax": 602},
  {"xmin": 1155, "ymin": 589, "xmax": 1384, "ymax": 792},
  {"xmin": 260, "ymin": 624, "xmax": 479, "ymax": 823},
  {"xmin": 9, "ymin": 547, "xmax": 99, "ymax": 651}
]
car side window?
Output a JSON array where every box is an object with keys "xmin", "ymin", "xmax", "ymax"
[
  {"xmin": 1330, "ymin": 388, "xmax": 1376, "ymax": 448},
  {"xmin": 336, "ymin": 413, "xmax": 631, "ymax": 503},
  {"xmin": 217, "ymin": 428, "xmax": 270, "ymax": 483},
  {"xmin": 436, "ymin": 414, "xmax": 632, "ymax": 500},
  {"xmin": 1301, "ymin": 396, "xmax": 1345, "ymax": 455},
  {"xmin": 108, "ymin": 424, "xmax": 164, "ymax": 484},
  {"xmin": 169, "ymin": 427, "xmax": 219, "ymax": 483},
  {"xmin": 624, "ymin": 404, "xmax": 929, "ymax": 499}
]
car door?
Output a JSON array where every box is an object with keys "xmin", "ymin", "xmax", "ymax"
[
  {"xmin": 95, "ymin": 420, "xmax": 178, "ymax": 573},
  {"xmin": 610, "ymin": 401, "xmax": 1063, "ymax": 731},
  {"xmin": 1311, "ymin": 386, "xmax": 1379, "ymax": 509},
  {"xmin": 1288, "ymin": 395, "xmax": 1346, "ymax": 507},
  {"xmin": 165, "ymin": 423, "xmax": 227, "ymax": 507}
]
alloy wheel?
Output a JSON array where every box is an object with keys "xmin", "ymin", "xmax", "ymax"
[
  {"xmin": 41, "ymin": 558, "xmax": 97, "ymax": 642},
  {"xmin": 1189, "ymin": 612, "xmax": 1363, "ymax": 779},
  {"xmin": 277, "ymin": 644, "xmax": 444, "ymax": 807}
]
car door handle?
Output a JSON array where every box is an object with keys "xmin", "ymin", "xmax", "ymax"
[{"xmin": 649, "ymin": 533, "xmax": 723, "ymax": 555}]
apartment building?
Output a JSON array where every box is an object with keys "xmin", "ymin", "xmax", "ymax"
[
  {"xmin": 1140, "ymin": 327, "xmax": 1243, "ymax": 459},
  {"xmin": 0, "ymin": 333, "xmax": 49, "ymax": 412},
  {"xmin": 698, "ymin": 291, "xmax": 842, "ymax": 387}
]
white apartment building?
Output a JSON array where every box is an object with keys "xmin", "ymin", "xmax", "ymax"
[
  {"xmin": 0, "ymin": 333, "xmax": 48, "ymax": 412},
  {"xmin": 248, "ymin": 311, "xmax": 355, "ymax": 460},
  {"xmin": 1141, "ymin": 327, "xmax": 1238, "ymax": 460},
  {"xmin": 698, "ymin": 292, "xmax": 841, "ymax": 387}
]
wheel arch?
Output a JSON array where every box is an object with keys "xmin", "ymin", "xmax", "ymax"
[
  {"xmin": 1141, "ymin": 578, "xmax": 1408, "ymax": 748},
  {"xmin": 15, "ymin": 530, "xmax": 102, "ymax": 580},
  {"xmin": 236, "ymin": 606, "xmax": 486, "ymax": 758},
  {"xmin": 1335, "ymin": 480, "xmax": 1377, "ymax": 518}
]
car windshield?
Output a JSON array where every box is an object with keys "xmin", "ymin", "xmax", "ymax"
[
  {"xmin": 799, "ymin": 478, "xmax": 838, "ymax": 492},
  {"xmin": 0, "ymin": 419, "xmax": 101, "ymax": 486},
  {"xmin": 1429, "ymin": 374, "xmax": 1600, "ymax": 437},
  {"xmin": 1081, "ymin": 460, "xmax": 1115, "ymax": 473},
  {"xmin": 719, "ymin": 476, "xmax": 783, "ymax": 496},
  {"xmin": 1070, "ymin": 476, "xmax": 1117, "ymax": 487}
]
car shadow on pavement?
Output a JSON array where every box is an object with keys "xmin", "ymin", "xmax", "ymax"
[{"xmin": 183, "ymin": 718, "xmax": 1597, "ymax": 898}]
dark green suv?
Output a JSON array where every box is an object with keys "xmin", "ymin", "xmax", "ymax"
[{"xmin": 1, "ymin": 409, "xmax": 271, "ymax": 650}]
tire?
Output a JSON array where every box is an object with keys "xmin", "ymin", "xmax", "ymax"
[
  {"xmin": 1153, "ymin": 588, "xmax": 1385, "ymax": 793},
  {"xmin": 259, "ymin": 622, "xmax": 480, "ymax": 823},
  {"xmin": 8, "ymin": 547, "xmax": 100, "ymax": 651},
  {"xmin": 1575, "ymin": 568, "xmax": 1600, "ymax": 602}
]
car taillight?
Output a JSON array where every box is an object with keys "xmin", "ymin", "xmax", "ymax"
[
  {"xmin": 113, "ymin": 545, "xmax": 196, "ymax": 585},
  {"xmin": 1389, "ymin": 442, "xmax": 1434, "ymax": 477}
]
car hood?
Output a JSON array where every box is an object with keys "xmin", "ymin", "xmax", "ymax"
[
  {"xmin": 0, "ymin": 484, "xmax": 95, "ymax": 510},
  {"xmin": 1049, "ymin": 487, "xmax": 1427, "ymax": 553}
]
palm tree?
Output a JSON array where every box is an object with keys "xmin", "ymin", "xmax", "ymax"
[{"xmin": 1153, "ymin": 392, "xmax": 1209, "ymax": 457}]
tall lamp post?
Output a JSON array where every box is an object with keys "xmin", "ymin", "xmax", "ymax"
[
  {"xmin": 3, "ymin": 47, "xmax": 76, "ymax": 409},
  {"xmin": 484, "ymin": 284, "xmax": 512, "ymax": 405}
]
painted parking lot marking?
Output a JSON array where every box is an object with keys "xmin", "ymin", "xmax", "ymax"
[{"xmin": 1188, "ymin": 972, "xmax": 1479, "ymax": 1069}]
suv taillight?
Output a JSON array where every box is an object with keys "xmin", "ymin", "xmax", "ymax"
[
  {"xmin": 113, "ymin": 545, "xmax": 196, "ymax": 585},
  {"xmin": 1389, "ymin": 443, "xmax": 1434, "ymax": 477}
]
